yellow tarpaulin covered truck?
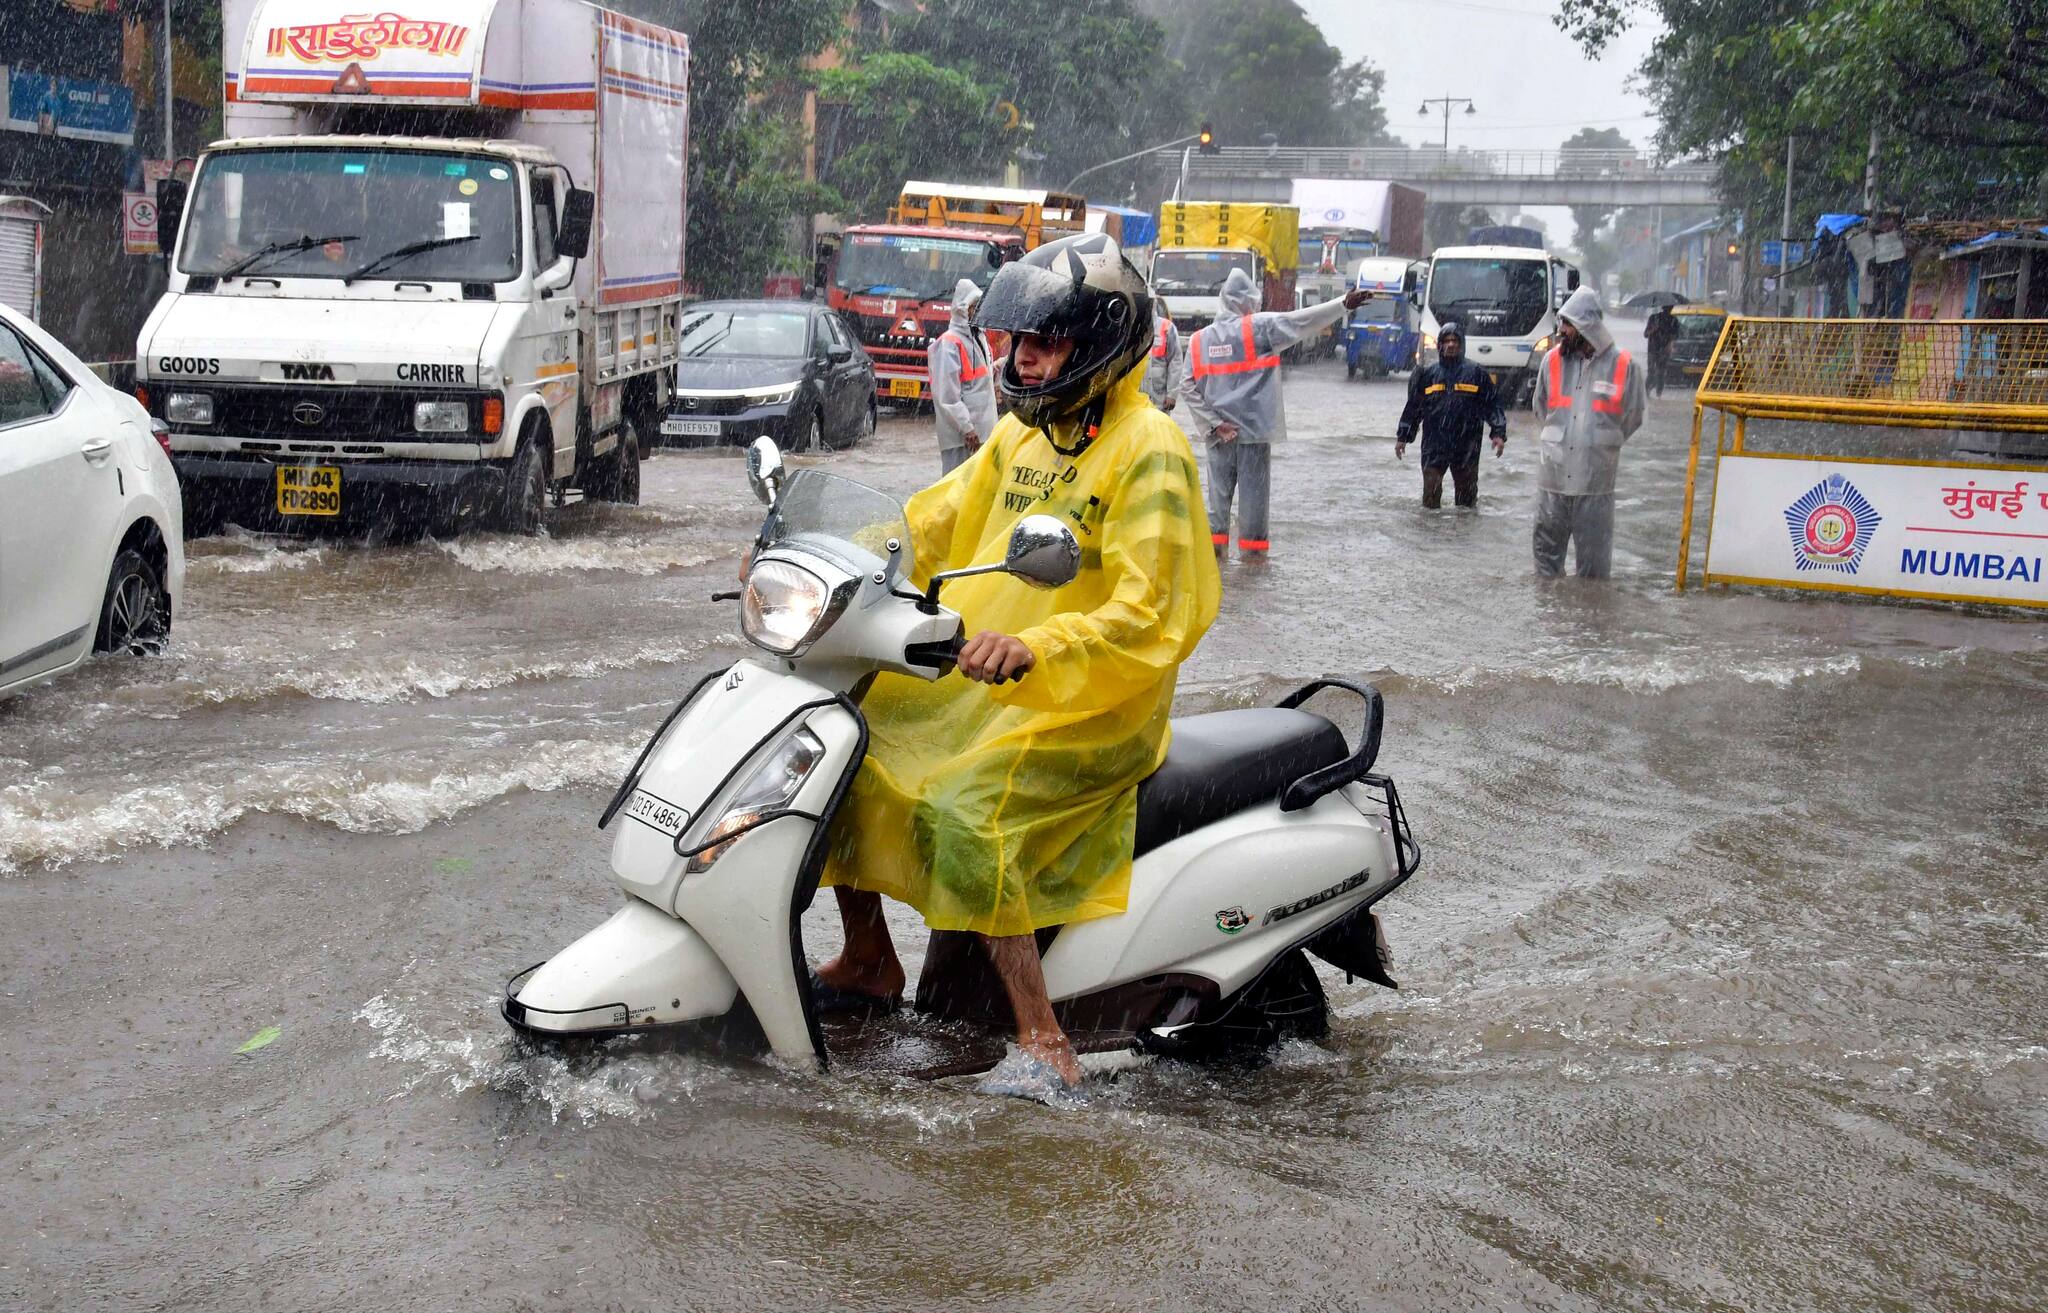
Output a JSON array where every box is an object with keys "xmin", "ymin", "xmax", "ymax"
[{"xmin": 1151, "ymin": 202, "xmax": 1300, "ymax": 333}]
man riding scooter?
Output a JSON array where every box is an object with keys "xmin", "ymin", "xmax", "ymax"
[{"xmin": 810, "ymin": 233, "xmax": 1222, "ymax": 1095}]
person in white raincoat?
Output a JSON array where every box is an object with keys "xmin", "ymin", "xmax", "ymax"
[
  {"xmin": 1530, "ymin": 287, "xmax": 1645, "ymax": 578},
  {"xmin": 1178, "ymin": 268, "xmax": 1367, "ymax": 555},
  {"xmin": 927, "ymin": 278, "xmax": 998, "ymax": 474},
  {"xmin": 1143, "ymin": 310, "xmax": 1181, "ymax": 413}
]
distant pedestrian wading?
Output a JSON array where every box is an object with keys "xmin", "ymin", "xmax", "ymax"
[
  {"xmin": 1179, "ymin": 267, "xmax": 1369, "ymax": 557},
  {"xmin": 1531, "ymin": 288, "xmax": 1644, "ymax": 579},
  {"xmin": 1394, "ymin": 320, "xmax": 1507, "ymax": 508}
]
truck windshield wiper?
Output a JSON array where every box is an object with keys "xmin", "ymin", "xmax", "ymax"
[
  {"xmin": 344, "ymin": 234, "xmax": 478, "ymax": 285},
  {"xmin": 219, "ymin": 233, "xmax": 359, "ymax": 279}
]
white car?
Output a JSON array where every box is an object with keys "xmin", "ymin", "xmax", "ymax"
[{"xmin": 0, "ymin": 302, "xmax": 184, "ymax": 699}]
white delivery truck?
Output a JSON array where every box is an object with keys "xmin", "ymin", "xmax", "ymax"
[
  {"xmin": 1414, "ymin": 243, "xmax": 1580, "ymax": 408},
  {"xmin": 138, "ymin": 0, "xmax": 687, "ymax": 534}
]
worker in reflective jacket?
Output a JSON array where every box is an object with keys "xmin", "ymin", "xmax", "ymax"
[
  {"xmin": 1394, "ymin": 321, "xmax": 1507, "ymax": 509},
  {"xmin": 929, "ymin": 279, "xmax": 998, "ymax": 474},
  {"xmin": 1143, "ymin": 311, "xmax": 1181, "ymax": 414},
  {"xmin": 1530, "ymin": 287, "xmax": 1644, "ymax": 578},
  {"xmin": 1179, "ymin": 268, "xmax": 1369, "ymax": 557}
]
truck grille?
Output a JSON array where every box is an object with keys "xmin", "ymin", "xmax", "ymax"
[{"xmin": 155, "ymin": 384, "xmax": 481, "ymax": 443}]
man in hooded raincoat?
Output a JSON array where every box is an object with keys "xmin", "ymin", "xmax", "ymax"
[
  {"xmin": 928, "ymin": 278, "xmax": 998, "ymax": 474},
  {"xmin": 1531, "ymin": 287, "xmax": 1644, "ymax": 578},
  {"xmin": 1143, "ymin": 310, "xmax": 1182, "ymax": 415},
  {"xmin": 1394, "ymin": 320, "xmax": 1507, "ymax": 508},
  {"xmin": 816, "ymin": 233, "xmax": 1220, "ymax": 1090},
  {"xmin": 1179, "ymin": 268, "xmax": 1369, "ymax": 555}
]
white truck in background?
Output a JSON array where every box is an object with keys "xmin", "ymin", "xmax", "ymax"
[
  {"xmin": 137, "ymin": 0, "xmax": 688, "ymax": 534},
  {"xmin": 1416, "ymin": 243, "xmax": 1581, "ymax": 408}
]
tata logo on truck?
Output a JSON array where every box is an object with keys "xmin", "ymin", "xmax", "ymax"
[{"xmin": 280, "ymin": 362, "xmax": 337, "ymax": 381}]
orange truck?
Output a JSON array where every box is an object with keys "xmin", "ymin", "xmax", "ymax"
[{"xmin": 821, "ymin": 182, "xmax": 1085, "ymax": 402}]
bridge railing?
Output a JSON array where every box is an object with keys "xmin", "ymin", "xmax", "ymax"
[{"xmin": 1150, "ymin": 145, "xmax": 1717, "ymax": 183}]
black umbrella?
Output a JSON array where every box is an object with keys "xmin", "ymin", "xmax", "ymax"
[{"xmin": 1625, "ymin": 290, "xmax": 1690, "ymax": 309}]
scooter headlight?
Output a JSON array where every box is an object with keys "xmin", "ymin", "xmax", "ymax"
[
  {"xmin": 684, "ymin": 727, "xmax": 826, "ymax": 872},
  {"xmin": 741, "ymin": 558, "xmax": 831, "ymax": 655}
]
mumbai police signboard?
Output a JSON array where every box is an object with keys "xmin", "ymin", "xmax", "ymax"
[{"xmin": 1706, "ymin": 454, "xmax": 2048, "ymax": 607}]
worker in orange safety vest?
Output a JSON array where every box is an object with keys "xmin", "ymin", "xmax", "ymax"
[
  {"xmin": 929, "ymin": 278, "xmax": 998, "ymax": 474},
  {"xmin": 1178, "ymin": 268, "xmax": 1369, "ymax": 557},
  {"xmin": 1531, "ymin": 287, "xmax": 1645, "ymax": 578}
]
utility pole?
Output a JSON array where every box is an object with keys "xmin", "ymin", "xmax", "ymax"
[
  {"xmin": 1417, "ymin": 96, "xmax": 1476, "ymax": 153},
  {"xmin": 1778, "ymin": 135, "xmax": 1795, "ymax": 317},
  {"xmin": 161, "ymin": 0, "xmax": 175, "ymax": 161},
  {"xmin": 1862, "ymin": 127, "xmax": 1879, "ymax": 212}
]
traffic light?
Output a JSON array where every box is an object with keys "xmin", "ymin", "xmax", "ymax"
[
  {"xmin": 1726, "ymin": 241, "xmax": 1740, "ymax": 257},
  {"xmin": 1198, "ymin": 122, "xmax": 1219, "ymax": 155}
]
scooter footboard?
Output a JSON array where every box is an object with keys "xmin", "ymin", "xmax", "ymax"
[{"xmin": 505, "ymin": 899, "xmax": 738, "ymax": 1037}]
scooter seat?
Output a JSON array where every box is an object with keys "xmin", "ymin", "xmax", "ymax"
[{"xmin": 1134, "ymin": 709, "xmax": 1350, "ymax": 857}]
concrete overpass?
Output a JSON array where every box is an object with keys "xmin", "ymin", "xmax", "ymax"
[{"xmin": 1143, "ymin": 146, "xmax": 1720, "ymax": 209}]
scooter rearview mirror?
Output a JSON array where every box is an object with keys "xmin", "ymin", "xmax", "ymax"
[
  {"xmin": 747, "ymin": 437, "xmax": 785, "ymax": 505},
  {"xmin": 1004, "ymin": 514, "xmax": 1081, "ymax": 589}
]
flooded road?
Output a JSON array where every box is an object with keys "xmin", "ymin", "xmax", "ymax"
[{"xmin": 3, "ymin": 321, "xmax": 2043, "ymax": 1310}]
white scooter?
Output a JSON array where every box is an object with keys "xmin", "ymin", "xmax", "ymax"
[{"xmin": 504, "ymin": 438, "xmax": 1420, "ymax": 1072}]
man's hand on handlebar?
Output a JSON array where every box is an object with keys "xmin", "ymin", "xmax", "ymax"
[{"xmin": 958, "ymin": 631, "xmax": 1035, "ymax": 685}]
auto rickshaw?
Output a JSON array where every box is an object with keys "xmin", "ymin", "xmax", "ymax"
[{"xmin": 1344, "ymin": 257, "xmax": 1423, "ymax": 379}]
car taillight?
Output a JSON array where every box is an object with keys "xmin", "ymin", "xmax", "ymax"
[{"xmin": 149, "ymin": 418, "xmax": 172, "ymax": 457}]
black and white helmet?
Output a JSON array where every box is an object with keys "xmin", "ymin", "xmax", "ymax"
[{"xmin": 977, "ymin": 232, "xmax": 1153, "ymax": 429}]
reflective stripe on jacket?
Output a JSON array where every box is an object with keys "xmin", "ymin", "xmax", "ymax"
[{"xmin": 1177, "ymin": 296, "xmax": 1349, "ymax": 444}]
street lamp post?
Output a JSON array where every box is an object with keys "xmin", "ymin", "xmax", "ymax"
[{"xmin": 1417, "ymin": 96, "xmax": 1476, "ymax": 152}]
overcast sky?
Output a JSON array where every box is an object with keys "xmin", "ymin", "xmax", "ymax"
[{"xmin": 1298, "ymin": 0, "xmax": 1664, "ymax": 156}]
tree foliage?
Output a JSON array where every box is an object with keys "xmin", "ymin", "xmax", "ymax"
[
  {"xmin": 1149, "ymin": 0, "xmax": 1396, "ymax": 149},
  {"xmin": 1555, "ymin": 0, "xmax": 2048, "ymax": 220},
  {"xmin": 815, "ymin": 52, "xmax": 1008, "ymax": 221},
  {"xmin": 871, "ymin": 0, "xmax": 1187, "ymax": 197},
  {"xmin": 625, "ymin": 0, "xmax": 847, "ymax": 295}
]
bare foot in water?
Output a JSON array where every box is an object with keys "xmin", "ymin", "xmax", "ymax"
[
  {"xmin": 814, "ymin": 952, "xmax": 905, "ymax": 1001},
  {"xmin": 1019, "ymin": 1028, "xmax": 1083, "ymax": 1087}
]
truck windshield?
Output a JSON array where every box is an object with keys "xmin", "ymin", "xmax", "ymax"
[
  {"xmin": 1298, "ymin": 237, "xmax": 1376, "ymax": 269},
  {"xmin": 1152, "ymin": 250, "xmax": 1253, "ymax": 296},
  {"xmin": 179, "ymin": 148, "xmax": 521, "ymax": 283},
  {"xmin": 834, "ymin": 234, "xmax": 995, "ymax": 302},
  {"xmin": 1427, "ymin": 257, "xmax": 1551, "ymax": 337}
]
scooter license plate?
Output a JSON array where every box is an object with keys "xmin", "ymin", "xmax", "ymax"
[{"xmin": 621, "ymin": 788, "xmax": 690, "ymax": 838}]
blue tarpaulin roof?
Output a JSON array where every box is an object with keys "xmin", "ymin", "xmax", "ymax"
[
  {"xmin": 1942, "ymin": 225, "xmax": 2048, "ymax": 258},
  {"xmin": 1815, "ymin": 213, "xmax": 1865, "ymax": 238},
  {"xmin": 1090, "ymin": 203, "xmax": 1157, "ymax": 248}
]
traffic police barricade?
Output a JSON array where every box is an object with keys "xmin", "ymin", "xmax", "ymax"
[{"xmin": 1677, "ymin": 316, "xmax": 2048, "ymax": 610}]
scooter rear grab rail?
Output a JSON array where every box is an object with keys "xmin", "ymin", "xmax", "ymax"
[{"xmin": 1275, "ymin": 678, "xmax": 1384, "ymax": 812}]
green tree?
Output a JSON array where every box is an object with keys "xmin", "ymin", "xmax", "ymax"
[
  {"xmin": 1561, "ymin": 126, "xmax": 1632, "ymax": 249},
  {"xmin": 1150, "ymin": 0, "xmax": 1398, "ymax": 149},
  {"xmin": 625, "ymin": 0, "xmax": 849, "ymax": 295},
  {"xmin": 1554, "ymin": 0, "xmax": 2048, "ymax": 221},
  {"xmin": 815, "ymin": 53, "xmax": 1007, "ymax": 221},
  {"xmin": 875, "ymin": 0, "xmax": 1187, "ymax": 197}
]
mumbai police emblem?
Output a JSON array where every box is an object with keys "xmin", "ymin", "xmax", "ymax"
[{"xmin": 1783, "ymin": 473, "xmax": 1880, "ymax": 573}]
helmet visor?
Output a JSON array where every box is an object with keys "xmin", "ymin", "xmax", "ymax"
[{"xmin": 977, "ymin": 260, "xmax": 1094, "ymax": 339}]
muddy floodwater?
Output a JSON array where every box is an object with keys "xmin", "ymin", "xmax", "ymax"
[{"xmin": 2, "ymin": 321, "xmax": 2043, "ymax": 1310}]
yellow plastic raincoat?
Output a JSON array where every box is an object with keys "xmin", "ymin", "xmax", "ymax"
[{"xmin": 822, "ymin": 361, "xmax": 1221, "ymax": 937}]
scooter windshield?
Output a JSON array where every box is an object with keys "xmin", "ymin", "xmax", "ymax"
[{"xmin": 763, "ymin": 469, "xmax": 914, "ymax": 586}]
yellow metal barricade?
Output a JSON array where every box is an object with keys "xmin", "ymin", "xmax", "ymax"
[{"xmin": 1679, "ymin": 317, "xmax": 2048, "ymax": 609}]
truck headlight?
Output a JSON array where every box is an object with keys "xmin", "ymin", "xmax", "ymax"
[
  {"xmin": 745, "ymin": 385, "xmax": 799, "ymax": 406},
  {"xmin": 741, "ymin": 558, "xmax": 831, "ymax": 655},
  {"xmin": 413, "ymin": 400, "xmax": 470, "ymax": 433},
  {"xmin": 166, "ymin": 392, "xmax": 214, "ymax": 425},
  {"xmin": 1530, "ymin": 334, "xmax": 1553, "ymax": 354},
  {"xmin": 684, "ymin": 727, "xmax": 826, "ymax": 872}
]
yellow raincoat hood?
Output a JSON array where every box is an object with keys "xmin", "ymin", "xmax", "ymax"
[{"xmin": 824, "ymin": 361, "xmax": 1221, "ymax": 936}]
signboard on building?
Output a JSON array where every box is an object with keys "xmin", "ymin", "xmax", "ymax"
[
  {"xmin": 0, "ymin": 66, "xmax": 136, "ymax": 145},
  {"xmin": 1705, "ymin": 454, "xmax": 2048, "ymax": 607},
  {"xmin": 123, "ymin": 192, "xmax": 159, "ymax": 256}
]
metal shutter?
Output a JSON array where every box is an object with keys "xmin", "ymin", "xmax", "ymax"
[{"xmin": 0, "ymin": 218, "xmax": 37, "ymax": 320}]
